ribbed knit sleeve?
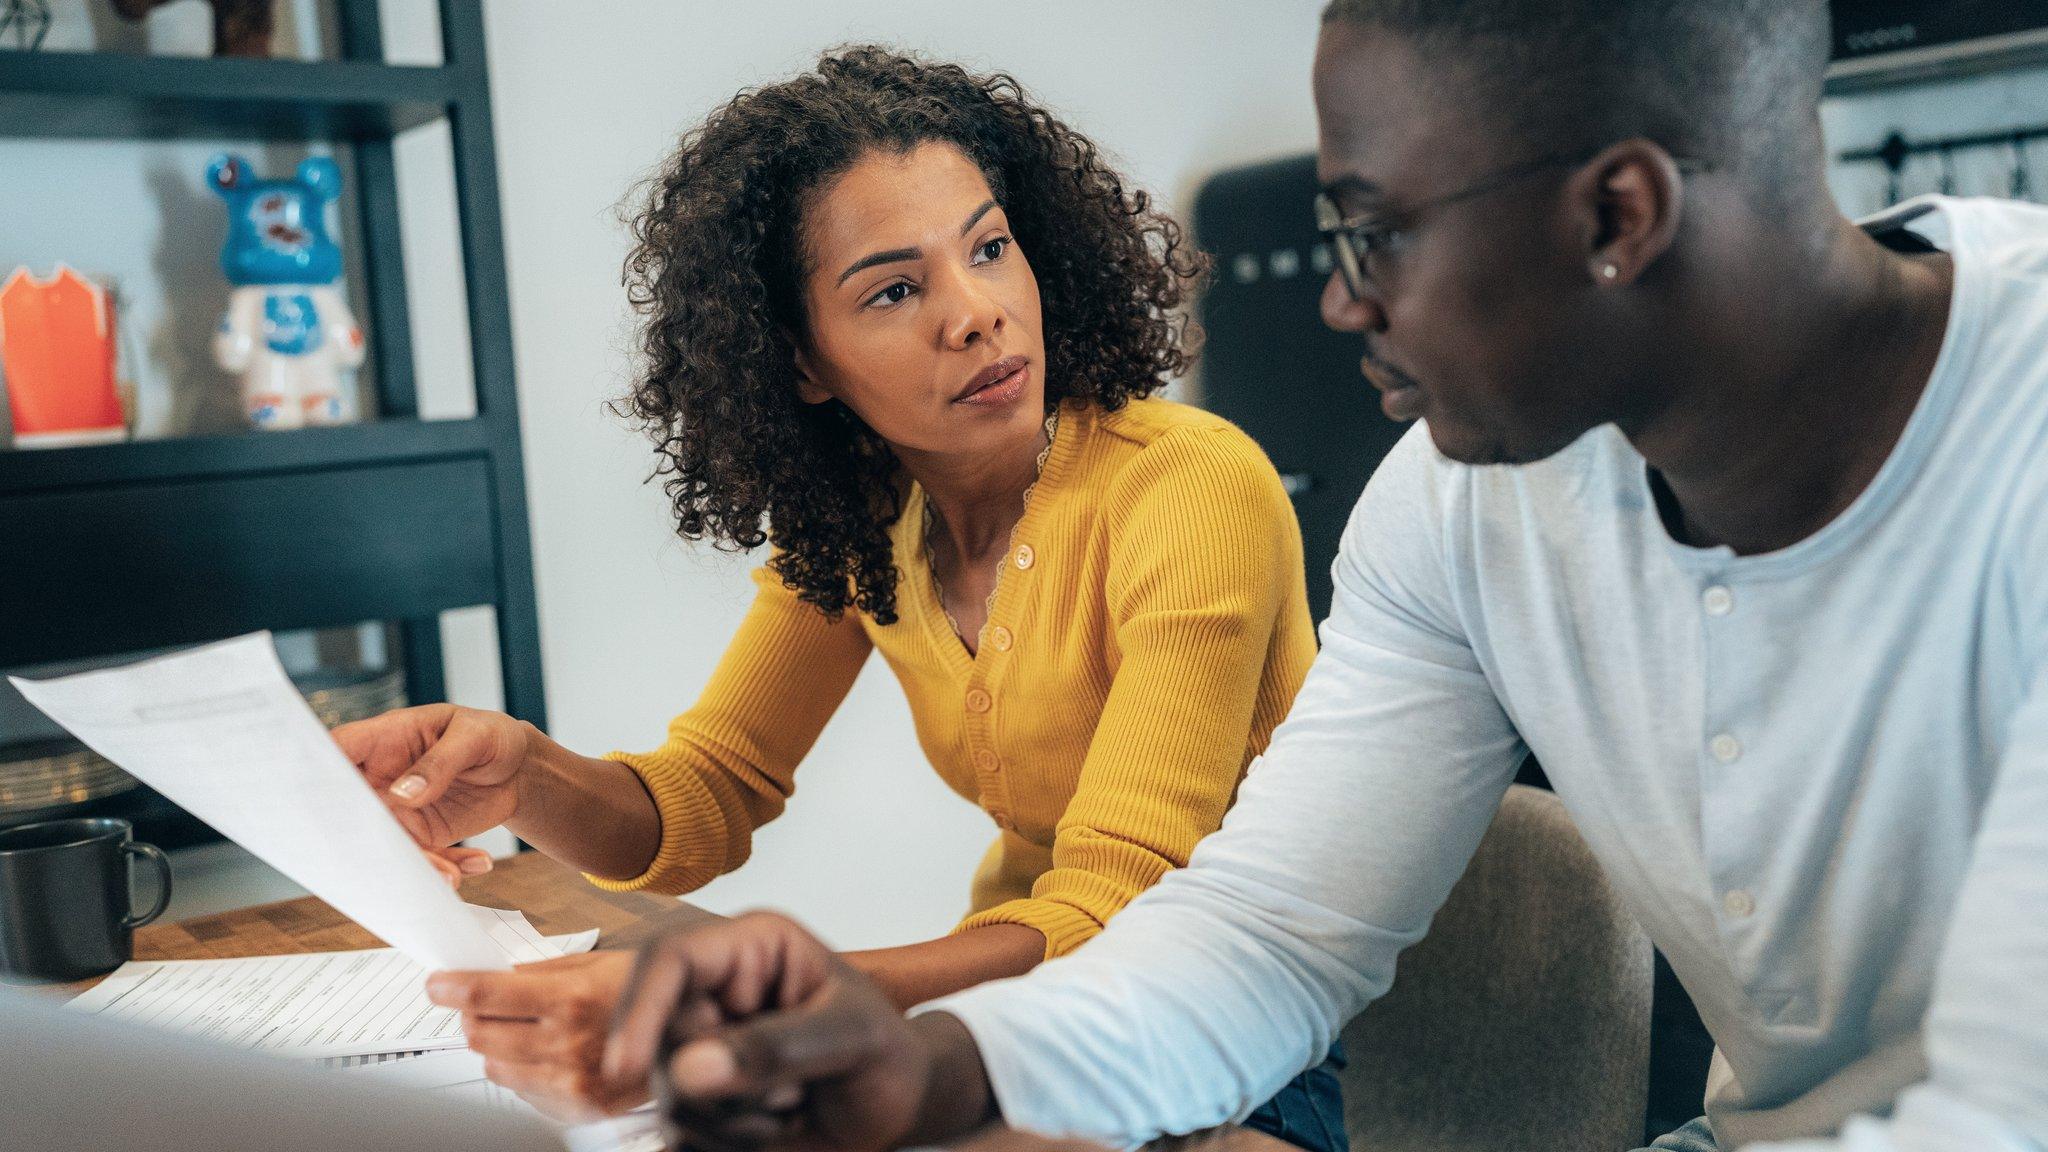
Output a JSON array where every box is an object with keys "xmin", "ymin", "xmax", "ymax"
[
  {"xmin": 586, "ymin": 562, "xmax": 874, "ymax": 895},
  {"xmin": 955, "ymin": 425, "xmax": 1311, "ymax": 956}
]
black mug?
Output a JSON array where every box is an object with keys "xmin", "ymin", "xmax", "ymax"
[{"xmin": 0, "ymin": 817, "xmax": 172, "ymax": 982}]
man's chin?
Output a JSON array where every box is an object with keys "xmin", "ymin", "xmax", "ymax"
[{"xmin": 1425, "ymin": 419, "xmax": 1567, "ymax": 468}]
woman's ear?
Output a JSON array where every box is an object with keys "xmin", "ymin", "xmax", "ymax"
[{"xmin": 791, "ymin": 344, "xmax": 834, "ymax": 406}]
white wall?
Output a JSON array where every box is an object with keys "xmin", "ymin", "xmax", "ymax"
[
  {"xmin": 1822, "ymin": 69, "xmax": 2048, "ymax": 215},
  {"xmin": 475, "ymin": 0, "xmax": 1326, "ymax": 947}
]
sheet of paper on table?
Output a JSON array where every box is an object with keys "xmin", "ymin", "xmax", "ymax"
[
  {"xmin": 65, "ymin": 906, "xmax": 600, "ymax": 1059},
  {"xmin": 9, "ymin": 632, "xmax": 528, "ymax": 972},
  {"xmin": 346, "ymin": 1049, "xmax": 667, "ymax": 1152}
]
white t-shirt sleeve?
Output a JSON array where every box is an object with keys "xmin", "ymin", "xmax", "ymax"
[{"xmin": 924, "ymin": 427, "xmax": 1527, "ymax": 1145}]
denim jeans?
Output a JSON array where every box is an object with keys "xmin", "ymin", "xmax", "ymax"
[
  {"xmin": 1240, "ymin": 1043, "xmax": 1348, "ymax": 1152},
  {"xmin": 1639, "ymin": 1116, "xmax": 1718, "ymax": 1152}
]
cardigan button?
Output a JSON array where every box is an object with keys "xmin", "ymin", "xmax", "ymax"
[
  {"xmin": 966, "ymin": 688, "xmax": 993, "ymax": 713},
  {"xmin": 1014, "ymin": 544, "xmax": 1036, "ymax": 570},
  {"xmin": 974, "ymin": 749, "xmax": 999, "ymax": 773},
  {"xmin": 988, "ymin": 626, "xmax": 1014, "ymax": 652}
]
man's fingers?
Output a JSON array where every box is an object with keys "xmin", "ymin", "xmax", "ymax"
[
  {"xmin": 667, "ymin": 993, "xmax": 885, "ymax": 1105},
  {"xmin": 603, "ymin": 930, "xmax": 704, "ymax": 1083}
]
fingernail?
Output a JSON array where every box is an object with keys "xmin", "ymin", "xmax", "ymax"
[
  {"xmin": 424, "ymin": 974, "xmax": 458, "ymax": 1005},
  {"xmin": 389, "ymin": 774, "xmax": 428, "ymax": 801},
  {"xmin": 672, "ymin": 1040, "xmax": 739, "ymax": 1093},
  {"xmin": 460, "ymin": 854, "xmax": 493, "ymax": 875}
]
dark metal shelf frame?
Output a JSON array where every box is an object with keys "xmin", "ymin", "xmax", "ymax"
[{"xmin": 0, "ymin": 0, "xmax": 547, "ymax": 735}]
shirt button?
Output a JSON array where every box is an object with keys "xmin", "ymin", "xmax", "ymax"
[
  {"xmin": 1014, "ymin": 544, "xmax": 1036, "ymax": 570},
  {"xmin": 1723, "ymin": 889, "xmax": 1756, "ymax": 917},
  {"xmin": 965, "ymin": 688, "xmax": 992, "ymax": 714},
  {"xmin": 1709, "ymin": 733, "xmax": 1742, "ymax": 763},
  {"xmin": 1703, "ymin": 586, "xmax": 1734, "ymax": 617},
  {"xmin": 988, "ymin": 626, "xmax": 1014, "ymax": 652},
  {"xmin": 974, "ymin": 749, "xmax": 999, "ymax": 772}
]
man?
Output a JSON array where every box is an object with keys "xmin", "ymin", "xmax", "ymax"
[{"xmin": 595, "ymin": 2, "xmax": 2048, "ymax": 1149}]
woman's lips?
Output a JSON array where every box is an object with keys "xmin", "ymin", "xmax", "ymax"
[{"xmin": 956, "ymin": 357, "xmax": 1030, "ymax": 406}]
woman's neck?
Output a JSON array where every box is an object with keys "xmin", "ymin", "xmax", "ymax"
[{"xmin": 900, "ymin": 415, "xmax": 1052, "ymax": 560}]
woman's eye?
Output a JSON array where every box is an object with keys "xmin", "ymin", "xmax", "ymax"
[
  {"xmin": 866, "ymin": 282, "xmax": 915, "ymax": 308},
  {"xmin": 973, "ymin": 236, "xmax": 1010, "ymax": 264}
]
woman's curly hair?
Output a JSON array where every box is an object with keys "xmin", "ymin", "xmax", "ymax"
[{"xmin": 620, "ymin": 45, "xmax": 1209, "ymax": 624}]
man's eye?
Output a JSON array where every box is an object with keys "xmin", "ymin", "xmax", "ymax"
[
  {"xmin": 867, "ymin": 282, "xmax": 915, "ymax": 307},
  {"xmin": 1357, "ymin": 224, "xmax": 1403, "ymax": 252},
  {"xmin": 973, "ymin": 236, "xmax": 1010, "ymax": 263}
]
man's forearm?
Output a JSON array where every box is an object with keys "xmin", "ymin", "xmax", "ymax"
[{"xmin": 506, "ymin": 726, "xmax": 664, "ymax": 879}]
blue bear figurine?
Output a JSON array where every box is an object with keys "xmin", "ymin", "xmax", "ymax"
[{"xmin": 208, "ymin": 153, "xmax": 366, "ymax": 430}]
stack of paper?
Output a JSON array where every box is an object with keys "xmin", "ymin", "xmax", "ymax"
[{"xmin": 67, "ymin": 905, "xmax": 599, "ymax": 1058}]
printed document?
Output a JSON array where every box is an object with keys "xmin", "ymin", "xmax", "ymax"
[
  {"xmin": 65, "ymin": 907, "xmax": 598, "ymax": 1059},
  {"xmin": 10, "ymin": 633, "xmax": 525, "ymax": 971}
]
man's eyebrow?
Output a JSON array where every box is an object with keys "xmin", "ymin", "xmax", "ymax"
[
  {"xmin": 834, "ymin": 201, "xmax": 1001, "ymax": 287},
  {"xmin": 1317, "ymin": 173, "xmax": 1384, "ymax": 205}
]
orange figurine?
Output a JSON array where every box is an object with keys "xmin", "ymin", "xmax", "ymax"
[{"xmin": 0, "ymin": 265, "xmax": 130, "ymax": 449}]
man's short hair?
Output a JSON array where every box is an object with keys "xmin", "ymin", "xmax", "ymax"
[{"xmin": 1322, "ymin": 0, "xmax": 1831, "ymax": 187}]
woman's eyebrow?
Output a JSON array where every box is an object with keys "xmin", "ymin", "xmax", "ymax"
[
  {"xmin": 958, "ymin": 198, "xmax": 998, "ymax": 236},
  {"xmin": 838, "ymin": 246, "xmax": 919, "ymax": 286},
  {"xmin": 835, "ymin": 199, "xmax": 1002, "ymax": 287}
]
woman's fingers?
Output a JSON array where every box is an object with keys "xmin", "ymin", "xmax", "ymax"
[
  {"xmin": 440, "ymin": 845, "xmax": 495, "ymax": 875},
  {"xmin": 427, "ymin": 969, "xmax": 567, "ymax": 1020},
  {"xmin": 424, "ymin": 850, "xmax": 465, "ymax": 888},
  {"xmin": 383, "ymin": 715, "xmax": 494, "ymax": 809},
  {"xmin": 331, "ymin": 705, "xmax": 454, "ymax": 788}
]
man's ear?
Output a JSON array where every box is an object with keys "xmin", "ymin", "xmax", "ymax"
[
  {"xmin": 790, "ymin": 342, "xmax": 833, "ymax": 405},
  {"xmin": 1567, "ymin": 138, "xmax": 1686, "ymax": 287}
]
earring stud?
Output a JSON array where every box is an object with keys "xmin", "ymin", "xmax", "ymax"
[{"xmin": 1601, "ymin": 263, "xmax": 1620, "ymax": 280}]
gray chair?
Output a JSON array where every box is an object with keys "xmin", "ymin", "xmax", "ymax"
[{"xmin": 1337, "ymin": 784, "xmax": 1655, "ymax": 1152}]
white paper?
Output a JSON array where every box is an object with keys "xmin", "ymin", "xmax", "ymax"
[
  {"xmin": 66, "ymin": 909, "xmax": 600, "ymax": 1059},
  {"xmin": 348, "ymin": 1051, "xmax": 666, "ymax": 1151},
  {"xmin": 9, "ymin": 633, "xmax": 520, "ymax": 971}
]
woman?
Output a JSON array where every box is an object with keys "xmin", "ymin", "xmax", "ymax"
[{"xmin": 335, "ymin": 47, "xmax": 1340, "ymax": 1150}]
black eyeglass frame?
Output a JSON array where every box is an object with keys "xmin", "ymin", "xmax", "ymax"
[{"xmin": 1314, "ymin": 150, "xmax": 1707, "ymax": 300}]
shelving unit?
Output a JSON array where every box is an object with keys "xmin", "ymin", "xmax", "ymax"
[{"xmin": 0, "ymin": 0, "xmax": 545, "ymax": 735}]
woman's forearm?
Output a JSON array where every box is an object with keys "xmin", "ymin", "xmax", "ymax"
[
  {"xmin": 843, "ymin": 923, "xmax": 1048, "ymax": 1009},
  {"xmin": 506, "ymin": 724, "xmax": 664, "ymax": 880}
]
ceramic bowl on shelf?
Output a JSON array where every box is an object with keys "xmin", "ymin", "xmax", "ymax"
[{"xmin": 0, "ymin": 668, "xmax": 407, "ymax": 824}]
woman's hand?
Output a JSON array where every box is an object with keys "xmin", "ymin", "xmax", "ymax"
[
  {"xmin": 424, "ymin": 950, "xmax": 647, "ymax": 1119},
  {"xmin": 331, "ymin": 704, "xmax": 535, "ymax": 884},
  {"xmin": 604, "ymin": 913, "xmax": 996, "ymax": 1152}
]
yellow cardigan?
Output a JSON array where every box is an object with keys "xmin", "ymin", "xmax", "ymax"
[{"xmin": 593, "ymin": 397, "xmax": 1316, "ymax": 958}]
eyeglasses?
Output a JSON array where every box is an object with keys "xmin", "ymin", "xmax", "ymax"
[{"xmin": 1315, "ymin": 152, "xmax": 1588, "ymax": 301}]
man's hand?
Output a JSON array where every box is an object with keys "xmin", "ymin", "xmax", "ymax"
[
  {"xmin": 604, "ymin": 912, "xmax": 998, "ymax": 1152},
  {"xmin": 425, "ymin": 950, "xmax": 645, "ymax": 1120}
]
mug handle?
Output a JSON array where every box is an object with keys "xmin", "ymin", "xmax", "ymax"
[{"xmin": 122, "ymin": 842, "xmax": 173, "ymax": 929}]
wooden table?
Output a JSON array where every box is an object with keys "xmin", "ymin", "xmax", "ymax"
[
  {"xmin": 48, "ymin": 851, "xmax": 1293, "ymax": 1152},
  {"xmin": 58, "ymin": 850, "xmax": 714, "ymax": 996}
]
